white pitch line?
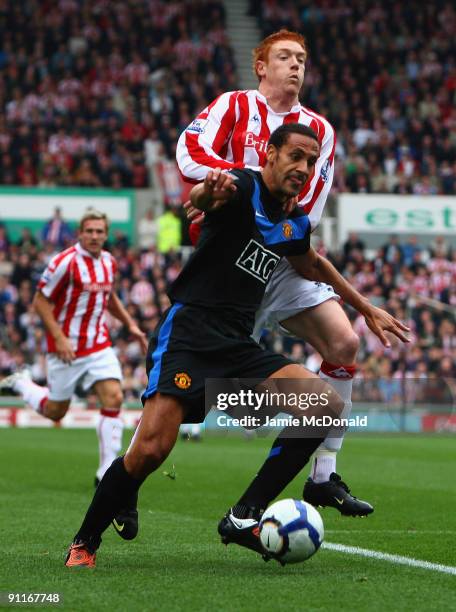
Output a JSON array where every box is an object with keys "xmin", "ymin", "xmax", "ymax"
[
  {"xmin": 326, "ymin": 530, "xmax": 456, "ymax": 535},
  {"xmin": 323, "ymin": 542, "xmax": 456, "ymax": 576}
]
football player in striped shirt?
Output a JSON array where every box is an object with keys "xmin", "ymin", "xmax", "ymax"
[{"xmin": 0, "ymin": 210, "xmax": 148, "ymax": 539}]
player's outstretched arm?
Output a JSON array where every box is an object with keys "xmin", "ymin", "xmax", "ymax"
[
  {"xmin": 288, "ymin": 249, "xmax": 410, "ymax": 348},
  {"xmin": 190, "ymin": 168, "xmax": 237, "ymax": 212},
  {"xmin": 107, "ymin": 293, "xmax": 148, "ymax": 353},
  {"xmin": 185, "ymin": 192, "xmax": 298, "ymax": 223},
  {"xmin": 32, "ymin": 291, "xmax": 76, "ymax": 363}
]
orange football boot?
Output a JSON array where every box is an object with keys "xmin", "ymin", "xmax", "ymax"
[{"xmin": 65, "ymin": 542, "xmax": 96, "ymax": 568}]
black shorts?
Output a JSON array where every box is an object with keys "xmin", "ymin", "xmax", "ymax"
[{"xmin": 142, "ymin": 302, "xmax": 293, "ymax": 423}]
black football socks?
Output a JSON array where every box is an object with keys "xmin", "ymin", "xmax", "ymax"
[
  {"xmin": 237, "ymin": 430, "xmax": 323, "ymax": 511},
  {"xmin": 75, "ymin": 456, "xmax": 144, "ymax": 549}
]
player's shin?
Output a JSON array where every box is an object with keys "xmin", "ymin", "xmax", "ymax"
[
  {"xmin": 235, "ymin": 432, "xmax": 324, "ymax": 514},
  {"xmin": 235, "ymin": 384, "xmax": 344, "ymax": 514},
  {"xmin": 74, "ymin": 456, "xmax": 145, "ymax": 549},
  {"xmin": 218, "ymin": 429, "xmax": 329, "ymax": 558},
  {"xmin": 96, "ymin": 409, "xmax": 124, "ymax": 481},
  {"xmin": 302, "ymin": 363, "xmax": 373, "ymax": 516},
  {"xmin": 311, "ymin": 362, "xmax": 354, "ymax": 482}
]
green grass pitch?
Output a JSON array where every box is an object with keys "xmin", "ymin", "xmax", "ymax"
[{"xmin": 0, "ymin": 428, "xmax": 455, "ymax": 611}]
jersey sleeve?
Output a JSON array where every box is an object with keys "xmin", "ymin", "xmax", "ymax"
[
  {"xmin": 226, "ymin": 169, "xmax": 254, "ymax": 199},
  {"xmin": 188, "ymin": 170, "xmax": 254, "ymax": 246},
  {"xmin": 203, "ymin": 169, "xmax": 254, "ymax": 228},
  {"xmin": 285, "ymin": 227, "xmax": 311, "ymax": 256},
  {"xmin": 299, "ymin": 116, "xmax": 336, "ymax": 228},
  {"xmin": 284, "ymin": 210, "xmax": 311, "ymax": 256},
  {"xmin": 37, "ymin": 251, "xmax": 72, "ymax": 298},
  {"xmin": 176, "ymin": 91, "xmax": 245, "ymax": 183}
]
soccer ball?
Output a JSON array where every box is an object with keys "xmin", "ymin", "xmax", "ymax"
[{"xmin": 259, "ymin": 499, "xmax": 324, "ymax": 564}]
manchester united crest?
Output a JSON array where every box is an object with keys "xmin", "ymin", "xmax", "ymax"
[
  {"xmin": 174, "ymin": 372, "xmax": 192, "ymax": 389},
  {"xmin": 282, "ymin": 222, "xmax": 293, "ymax": 240}
]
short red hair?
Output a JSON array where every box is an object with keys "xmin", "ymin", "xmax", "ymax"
[{"xmin": 252, "ymin": 30, "xmax": 307, "ymax": 81}]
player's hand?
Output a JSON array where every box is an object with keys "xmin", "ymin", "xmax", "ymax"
[
  {"xmin": 364, "ymin": 306, "xmax": 411, "ymax": 348},
  {"xmin": 55, "ymin": 335, "xmax": 76, "ymax": 364},
  {"xmin": 128, "ymin": 323, "xmax": 148, "ymax": 354},
  {"xmin": 183, "ymin": 200, "xmax": 205, "ymax": 225},
  {"xmin": 202, "ymin": 167, "xmax": 237, "ymax": 210},
  {"xmin": 283, "ymin": 195, "xmax": 299, "ymax": 215}
]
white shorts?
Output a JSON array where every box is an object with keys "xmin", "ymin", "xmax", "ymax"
[
  {"xmin": 252, "ymin": 258, "xmax": 339, "ymax": 342},
  {"xmin": 47, "ymin": 347, "xmax": 122, "ymax": 401}
]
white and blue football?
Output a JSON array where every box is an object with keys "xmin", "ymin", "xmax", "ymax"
[{"xmin": 259, "ymin": 499, "xmax": 324, "ymax": 564}]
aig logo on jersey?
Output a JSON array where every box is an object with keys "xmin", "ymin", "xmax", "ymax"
[
  {"xmin": 282, "ymin": 222, "xmax": 293, "ymax": 240},
  {"xmin": 235, "ymin": 239, "xmax": 280, "ymax": 284},
  {"xmin": 174, "ymin": 372, "xmax": 192, "ymax": 389}
]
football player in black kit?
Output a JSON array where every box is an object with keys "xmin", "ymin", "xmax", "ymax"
[{"xmin": 65, "ymin": 124, "xmax": 408, "ymax": 567}]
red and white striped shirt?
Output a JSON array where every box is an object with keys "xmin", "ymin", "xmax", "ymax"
[
  {"xmin": 37, "ymin": 242, "xmax": 117, "ymax": 358},
  {"xmin": 176, "ymin": 89, "xmax": 336, "ymax": 229}
]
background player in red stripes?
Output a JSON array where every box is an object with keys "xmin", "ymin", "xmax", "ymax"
[
  {"xmin": 177, "ymin": 30, "xmax": 409, "ymax": 516},
  {"xmin": 0, "ymin": 210, "xmax": 147, "ymax": 536}
]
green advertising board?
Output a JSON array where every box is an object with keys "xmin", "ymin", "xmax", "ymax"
[
  {"xmin": 338, "ymin": 194, "xmax": 456, "ymax": 245},
  {"xmin": 0, "ymin": 187, "xmax": 135, "ymax": 242}
]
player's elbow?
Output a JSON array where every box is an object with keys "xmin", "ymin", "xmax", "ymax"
[
  {"xmin": 177, "ymin": 159, "xmax": 197, "ymax": 182},
  {"xmin": 288, "ymin": 255, "xmax": 319, "ymax": 281},
  {"xmin": 175, "ymin": 147, "xmax": 200, "ymax": 182},
  {"xmin": 300, "ymin": 263, "xmax": 319, "ymax": 281},
  {"xmin": 303, "ymin": 253, "xmax": 327, "ymax": 281}
]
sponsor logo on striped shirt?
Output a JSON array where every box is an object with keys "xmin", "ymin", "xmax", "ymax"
[
  {"xmin": 187, "ymin": 119, "xmax": 208, "ymax": 134},
  {"xmin": 320, "ymin": 159, "xmax": 331, "ymax": 182},
  {"xmin": 82, "ymin": 282, "xmax": 112, "ymax": 292}
]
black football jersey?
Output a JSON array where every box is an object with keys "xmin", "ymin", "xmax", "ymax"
[{"xmin": 169, "ymin": 169, "xmax": 311, "ymax": 328}]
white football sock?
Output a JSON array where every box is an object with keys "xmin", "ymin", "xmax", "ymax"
[
  {"xmin": 311, "ymin": 450, "xmax": 337, "ymax": 483},
  {"xmin": 310, "ymin": 364, "xmax": 354, "ymax": 483},
  {"xmin": 14, "ymin": 377, "xmax": 49, "ymax": 413},
  {"xmin": 96, "ymin": 412, "xmax": 124, "ymax": 481},
  {"xmin": 180, "ymin": 423, "xmax": 203, "ymax": 438},
  {"xmin": 180, "ymin": 423, "xmax": 191, "ymax": 435},
  {"xmin": 191, "ymin": 423, "xmax": 202, "ymax": 437}
]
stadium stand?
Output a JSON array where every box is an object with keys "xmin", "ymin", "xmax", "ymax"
[
  {"xmin": 0, "ymin": 0, "xmax": 454, "ymax": 192},
  {"xmin": 249, "ymin": 0, "xmax": 455, "ymax": 195},
  {"xmin": 0, "ymin": 0, "xmax": 236, "ymax": 188},
  {"xmin": 0, "ymin": 0, "xmax": 454, "ymax": 400}
]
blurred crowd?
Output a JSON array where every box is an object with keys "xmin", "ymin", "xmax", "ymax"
[
  {"xmin": 0, "ymin": 1, "xmax": 454, "ymax": 193},
  {"xmin": 0, "ymin": 0, "xmax": 235, "ymax": 188},
  {"xmin": 0, "ymin": 1, "xmax": 455, "ymax": 406},
  {"xmin": 0, "ymin": 207, "xmax": 454, "ymax": 403},
  {"xmin": 262, "ymin": 231, "xmax": 456, "ymax": 393},
  {"xmin": 249, "ymin": 0, "xmax": 456, "ymax": 195}
]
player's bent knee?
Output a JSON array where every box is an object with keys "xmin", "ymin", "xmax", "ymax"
[
  {"xmin": 45, "ymin": 403, "xmax": 69, "ymax": 421},
  {"xmin": 104, "ymin": 390, "xmax": 123, "ymax": 409},
  {"xmin": 127, "ymin": 437, "xmax": 172, "ymax": 478},
  {"xmin": 325, "ymin": 331, "xmax": 359, "ymax": 364}
]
